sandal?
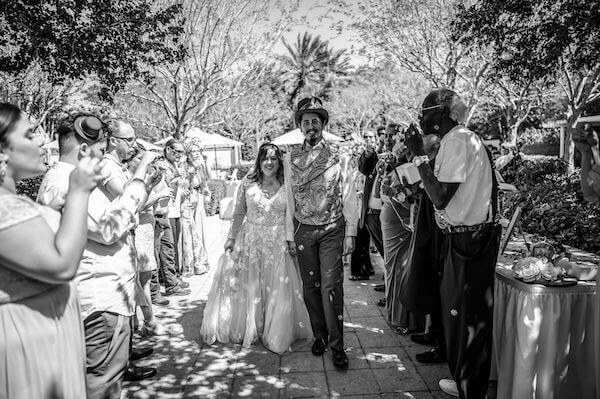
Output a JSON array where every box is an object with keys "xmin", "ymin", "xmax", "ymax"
[{"xmin": 348, "ymin": 275, "xmax": 370, "ymax": 281}]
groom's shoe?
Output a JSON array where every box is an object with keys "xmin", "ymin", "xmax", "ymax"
[
  {"xmin": 311, "ymin": 338, "xmax": 327, "ymax": 356},
  {"xmin": 331, "ymin": 348, "xmax": 349, "ymax": 369}
]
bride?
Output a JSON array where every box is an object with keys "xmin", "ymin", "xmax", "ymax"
[{"xmin": 201, "ymin": 142, "xmax": 312, "ymax": 354}]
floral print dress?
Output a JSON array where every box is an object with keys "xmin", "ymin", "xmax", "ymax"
[{"xmin": 200, "ymin": 180, "xmax": 312, "ymax": 354}]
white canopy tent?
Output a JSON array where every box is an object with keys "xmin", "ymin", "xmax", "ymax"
[{"xmin": 271, "ymin": 128, "xmax": 344, "ymax": 146}]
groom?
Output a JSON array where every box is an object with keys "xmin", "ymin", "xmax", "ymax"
[{"xmin": 285, "ymin": 97, "xmax": 359, "ymax": 369}]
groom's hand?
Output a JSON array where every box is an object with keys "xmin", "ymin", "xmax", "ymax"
[{"xmin": 342, "ymin": 236, "xmax": 355, "ymax": 256}]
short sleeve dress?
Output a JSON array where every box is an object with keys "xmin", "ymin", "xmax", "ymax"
[{"xmin": 0, "ymin": 194, "xmax": 86, "ymax": 399}]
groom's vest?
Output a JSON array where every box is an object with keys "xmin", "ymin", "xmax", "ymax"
[{"xmin": 290, "ymin": 139, "xmax": 345, "ymax": 226}]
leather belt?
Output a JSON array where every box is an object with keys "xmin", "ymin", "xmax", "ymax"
[
  {"xmin": 367, "ymin": 208, "xmax": 381, "ymax": 215},
  {"xmin": 441, "ymin": 222, "xmax": 494, "ymax": 234}
]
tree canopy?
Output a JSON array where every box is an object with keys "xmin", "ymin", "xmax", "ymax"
[
  {"xmin": 453, "ymin": 0, "xmax": 600, "ymax": 83},
  {"xmin": 0, "ymin": 0, "xmax": 184, "ymax": 94}
]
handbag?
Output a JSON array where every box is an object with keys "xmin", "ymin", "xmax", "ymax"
[{"xmin": 219, "ymin": 196, "xmax": 235, "ymax": 220}]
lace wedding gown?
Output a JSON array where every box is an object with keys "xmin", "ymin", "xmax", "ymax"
[{"xmin": 201, "ymin": 181, "xmax": 312, "ymax": 354}]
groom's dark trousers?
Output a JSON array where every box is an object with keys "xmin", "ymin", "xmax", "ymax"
[{"xmin": 294, "ymin": 217, "xmax": 345, "ymax": 352}]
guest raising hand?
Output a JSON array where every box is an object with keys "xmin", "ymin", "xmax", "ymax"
[{"xmin": 0, "ymin": 103, "xmax": 103, "ymax": 399}]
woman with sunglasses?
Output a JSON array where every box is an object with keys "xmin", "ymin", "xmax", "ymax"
[{"xmin": 0, "ymin": 103, "xmax": 104, "ymax": 398}]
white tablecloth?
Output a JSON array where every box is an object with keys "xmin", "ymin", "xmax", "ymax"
[{"xmin": 493, "ymin": 265, "xmax": 597, "ymax": 399}]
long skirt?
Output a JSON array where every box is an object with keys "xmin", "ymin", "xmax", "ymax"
[{"xmin": 380, "ymin": 202, "xmax": 425, "ymax": 331}]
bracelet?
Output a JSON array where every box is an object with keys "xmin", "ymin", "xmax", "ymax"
[{"xmin": 412, "ymin": 155, "xmax": 429, "ymax": 167}]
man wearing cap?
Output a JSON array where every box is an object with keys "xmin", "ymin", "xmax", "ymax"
[
  {"xmin": 285, "ymin": 96, "xmax": 359, "ymax": 369},
  {"xmin": 37, "ymin": 114, "xmax": 160, "ymax": 398}
]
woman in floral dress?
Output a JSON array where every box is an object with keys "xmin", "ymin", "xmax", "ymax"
[
  {"xmin": 179, "ymin": 140, "xmax": 210, "ymax": 276},
  {"xmin": 201, "ymin": 142, "xmax": 312, "ymax": 354}
]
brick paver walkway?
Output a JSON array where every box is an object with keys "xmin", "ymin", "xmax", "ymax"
[{"xmin": 123, "ymin": 216, "xmax": 497, "ymax": 398}]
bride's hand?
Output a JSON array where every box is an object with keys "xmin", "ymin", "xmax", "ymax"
[
  {"xmin": 224, "ymin": 238, "xmax": 235, "ymax": 252},
  {"xmin": 287, "ymin": 241, "xmax": 297, "ymax": 257}
]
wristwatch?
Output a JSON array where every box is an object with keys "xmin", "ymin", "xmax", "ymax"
[{"xmin": 412, "ymin": 155, "xmax": 429, "ymax": 167}]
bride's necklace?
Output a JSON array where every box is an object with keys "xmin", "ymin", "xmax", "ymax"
[{"xmin": 260, "ymin": 180, "xmax": 280, "ymax": 199}]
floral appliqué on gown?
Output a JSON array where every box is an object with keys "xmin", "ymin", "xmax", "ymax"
[{"xmin": 200, "ymin": 181, "xmax": 312, "ymax": 354}]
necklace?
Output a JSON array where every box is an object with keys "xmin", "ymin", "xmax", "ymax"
[{"xmin": 260, "ymin": 181, "xmax": 280, "ymax": 199}]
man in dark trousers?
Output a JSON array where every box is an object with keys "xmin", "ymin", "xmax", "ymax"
[
  {"xmin": 405, "ymin": 88, "xmax": 500, "ymax": 398},
  {"xmin": 285, "ymin": 96, "xmax": 359, "ymax": 369}
]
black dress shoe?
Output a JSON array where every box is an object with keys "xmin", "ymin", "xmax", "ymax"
[
  {"xmin": 377, "ymin": 298, "xmax": 386, "ymax": 307},
  {"xmin": 415, "ymin": 347, "xmax": 447, "ymax": 364},
  {"xmin": 373, "ymin": 284, "xmax": 385, "ymax": 292},
  {"xmin": 130, "ymin": 347, "xmax": 153, "ymax": 361},
  {"xmin": 331, "ymin": 348, "xmax": 349, "ymax": 369},
  {"xmin": 411, "ymin": 332, "xmax": 436, "ymax": 346},
  {"xmin": 311, "ymin": 338, "xmax": 327, "ymax": 356},
  {"xmin": 123, "ymin": 364, "xmax": 157, "ymax": 381}
]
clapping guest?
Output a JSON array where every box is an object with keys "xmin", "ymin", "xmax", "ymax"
[
  {"xmin": 179, "ymin": 140, "xmax": 210, "ymax": 276},
  {"xmin": 154, "ymin": 138, "xmax": 190, "ymax": 297},
  {"xmin": 378, "ymin": 124, "xmax": 425, "ymax": 335},
  {"xmin": 572, "ymin": 123, "xmax": 600, "ymax": 392},
  {"xmin": 349, "ymin": 132, "xmax": 375, "ymax": 280},
  {"xmin": 0, "ymin": 103, "xmax": 103, "ymax": 399},
  {"xmin": 358, "ymin": 127, "xmax": 386, "ymax": 292},
  {"xmin": 127, "ymin": 148, "xmax": 170, "ymax": 335},
  {"xmin": 39, "ymin": 116, "xmax": 161, "ymax": 396},
  {"xmin": 405, "ymin": 88, "xmax": 500, "ymax": 398}
]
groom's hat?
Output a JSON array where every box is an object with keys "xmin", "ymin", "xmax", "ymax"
[{"xmin": 294, "ymin": 96, "xmax": 329, "ymax": 127}]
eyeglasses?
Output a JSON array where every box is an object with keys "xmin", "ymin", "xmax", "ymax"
[
  {"xmin": 115, "ymin": 136, "xmax": 136, "ymax": 145},
  {"xmin": 169, "ymin": 147, "xmax": 185, "ymax": 155},
  {"xmin": 418, "ymin": 104, "xmax": 445, "ymax": 120}
]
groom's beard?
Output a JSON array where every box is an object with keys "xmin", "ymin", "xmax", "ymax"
[{"xmin": 305, "ymin": 129, "xmax": 322, "ymax": 146}]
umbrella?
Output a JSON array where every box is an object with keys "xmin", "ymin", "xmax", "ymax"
[{"xmin": 271, "ymin": 128, "xmax": 344, "ymax": 146}]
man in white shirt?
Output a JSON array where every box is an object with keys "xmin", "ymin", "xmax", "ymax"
[
  {"xmin": 405, "ymin": 89, "xmax": 500, "ymax": 399},
  {"xmin": 37, "ymin": 114, "xmax": 158, "ymax": 399}
]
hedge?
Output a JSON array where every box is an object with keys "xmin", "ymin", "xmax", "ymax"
[{"xmin": 501, "ymin": 154, "xmax": 600, "ymax": 254}]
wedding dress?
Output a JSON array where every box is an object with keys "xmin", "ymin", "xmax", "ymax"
[{"xmin": 200, "ymin": 180, "xmax": 312, "ymax": 354}]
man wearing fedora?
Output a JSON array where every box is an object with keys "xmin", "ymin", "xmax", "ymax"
[{"xmin": 285, "ymin": 96, "xmax": 359, "ymax": 369}]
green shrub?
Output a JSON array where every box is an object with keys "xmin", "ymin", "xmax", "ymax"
[
  {"xmin": 16, "ymin": 175, "xmax": 44, "ymax": 201},
  {"xmin": 206, "ymin": 179, "xmax": 227, "ymax": 216},
  {"xmin": 518, "ymin": 128, "xmax": 560, "ymax": 155},
  {"xmin": 500, "ymin": 155, "xmax": 600, "ymax": 254}
]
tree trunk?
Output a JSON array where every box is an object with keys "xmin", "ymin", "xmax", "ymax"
[{"xmin": 565, "ymin": 111, "xmax": 581, "ymax": 173}]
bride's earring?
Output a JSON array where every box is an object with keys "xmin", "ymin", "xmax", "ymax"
[
  {"xmin": 0, "ymin": 153, "xmax": 8, "ymax": 185},
  {"xmin": 434, "ymin": 125, "xmax": 440, "ymax": 131}
]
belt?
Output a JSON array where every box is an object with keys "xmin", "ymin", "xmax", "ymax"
[
  {"xmin": 441, "ymin": 222, "xmax": 494, "ymax": 234},
  {"xmin": 367, "ymin": 208, "xmax": 381, "ymax": 215}
]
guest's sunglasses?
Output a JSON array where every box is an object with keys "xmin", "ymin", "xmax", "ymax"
[{"xmin": 418, "ymin": 104, "xmax": 445, "ymax": 120}]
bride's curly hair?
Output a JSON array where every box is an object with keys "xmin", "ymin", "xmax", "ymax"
[{"xmin": 248, "ymin": 142, "xmax": 284, "ymax": 184}]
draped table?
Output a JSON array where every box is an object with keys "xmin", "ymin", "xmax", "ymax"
[{"xmin": 492, "ymin": 252, "xmax": 597, "ymax": 399}]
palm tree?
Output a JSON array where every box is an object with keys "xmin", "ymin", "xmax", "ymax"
[{"xmin": 279, "ymin": 32, "xmax": 351, "ymax": 107}]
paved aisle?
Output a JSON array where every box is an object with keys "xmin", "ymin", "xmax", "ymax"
[{"xmin": 123, "ymin": 215, "xmax": 495, "ymax": 398}]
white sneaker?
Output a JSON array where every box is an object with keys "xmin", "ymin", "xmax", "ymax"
[{"xmin": 438, "ymin": 378, "xmax": 459, "ymax": 397}]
